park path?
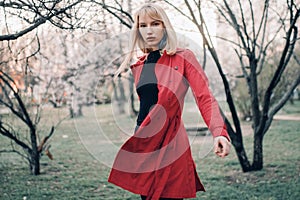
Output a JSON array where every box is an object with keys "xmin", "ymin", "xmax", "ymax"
[{"xmin": 273, "ymin": 114, "xmax": 300, "ymax": 121}]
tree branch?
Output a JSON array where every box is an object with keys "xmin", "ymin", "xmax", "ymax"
[
  {"xmin": 0, "ymin": 122, "xmax": 32, "ymax": 155},
  {"xmin": 237, "ymin": 0, "xmax": 251, "ymax": 49},
  {"xmin": 293, "ymin": 52, "xmax": 300, "ymax": 65},
  {"xmin": 163, "ymin": 0, "xmax": 193, "ymax": 21},
  {"xmin": 38, "ymin": 126, "xmax": 55, "ymax": 152},
  {"xmin": 0, "ymin": 18, "xmax": 46, "ymax": 41},
  {"xmin": 263, "ymin": 72, "xmax": 300, "ymax": 136},
  {"xmin": 255, "ymin": 0, "xmax": 270, "ymax": 75},
  {"xmin": 258, "ymin": 7, "xmax": 299, "ymax": 134},
  {"xmin": 234, "ymin": 48, "xmax": 250, "ymax": 82},
  {"xmin": 0, "ymin": 71, "xmax": 28, "ymax": 123},
  {"xmin": 0, "ymin": 148, "xmax": 28, "ymax": 161},
  {"xmin": 222, "ymin": 0, "xmax": 250, "ymax": 55},
  {"xmin": 269, "ymin": 73, "xmax": 300, "ymax": 119},
  {"xmin": 0, "ymin": 0, "xmax": 85, "ymax": 41},
  {"xmin": 92, "ymin": 1, "xmax": 133, "ymax": 29}
]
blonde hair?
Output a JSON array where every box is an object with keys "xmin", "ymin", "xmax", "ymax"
[{"xmin": 115, "ymin": 3, "xmax": 177, "ymax": 77}]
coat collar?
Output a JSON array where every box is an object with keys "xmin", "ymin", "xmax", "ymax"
[{"xmin": 130, "ymin": 48, "xmax": 185, "ymax": 69}]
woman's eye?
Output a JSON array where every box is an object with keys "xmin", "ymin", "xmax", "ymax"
[
  {"xmin": 139, "ymin": 21, "xmax": 161, "ymax": 28},
  {"xmin": 152, "ymin": 22, "xmax": 161, "ymax": 26}
]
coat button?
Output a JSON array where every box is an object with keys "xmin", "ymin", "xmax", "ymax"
[{"xmin": 174, "ymin": 66, "xmax": 178, "ymax": 70}]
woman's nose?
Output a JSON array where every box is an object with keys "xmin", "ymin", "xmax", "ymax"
[{"xmin": 146, "ymin": 27, "xmax": 153, "ymax": 34}]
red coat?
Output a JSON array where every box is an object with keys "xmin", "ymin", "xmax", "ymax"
[{"xmin": 108, "ymin": 48, "xmax": 230, "ymax": 199}]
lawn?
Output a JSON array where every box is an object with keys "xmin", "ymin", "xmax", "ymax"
[{"xmin": 0, "ymin": 101, "xmax": 299, "ymax": 200}]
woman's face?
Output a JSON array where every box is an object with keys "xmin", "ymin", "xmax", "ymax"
[{"xmin": 138, "ymin": 14, "xmax": 165, "ymax": 51}]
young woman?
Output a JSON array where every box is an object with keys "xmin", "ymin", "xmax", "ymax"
[{"xmin": 108, "ymin": 3, "xmax": 231, "ymax": 200}]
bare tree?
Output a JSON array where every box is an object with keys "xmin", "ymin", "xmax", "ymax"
[
  {"xmin": 163, "ymin": 0, "xmax": 299, "ymax": 171},
  {"xmin": 0, "ymin": 0, "xmax": 93, "ymax": 175},
  {"xmin": 91, "ymin": 0, "xmax": 139, "ymax": 116},
  {"xmin": 0, "ymin": 69, "xmax": 59, "ymax": 175}
]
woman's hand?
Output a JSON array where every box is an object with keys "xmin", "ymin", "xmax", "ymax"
[{"xmin": 214, "ymin": 136, "xmax": 231, "ymax": 158}]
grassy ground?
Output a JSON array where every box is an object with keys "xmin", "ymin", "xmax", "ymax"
[{"xmin": 0, "ymin": 101, "xmax": 299, "ymax": 200}]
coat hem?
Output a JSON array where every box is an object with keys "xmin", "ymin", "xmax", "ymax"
[{"xmin": 108, "ymin": 177, "xmax": 204, "ymax": 199}]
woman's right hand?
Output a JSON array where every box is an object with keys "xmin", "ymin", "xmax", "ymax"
[{"xmin": 213, "ymin": 136, "xmax": 231, "ymax": 158}]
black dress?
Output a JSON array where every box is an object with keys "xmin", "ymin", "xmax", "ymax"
[{"xmin": 136, "ymin": 50, "xmax": 161, "ymax": 126}]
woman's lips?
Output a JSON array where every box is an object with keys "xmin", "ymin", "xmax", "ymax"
[{"xmin": 146, "ymin": 37, "xmax": 156, "ymax": 41}]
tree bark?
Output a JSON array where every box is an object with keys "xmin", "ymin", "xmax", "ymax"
[
  {"xmin": 225, "ymin": 118, "xmax": 251, "ymax": 172},
  {"xmin": 30, "ymin": 148, "xmax": 40, "ymax": 175},
  {"xmin": 29, "ymin": 120, "xmax": 40, "ymax": 175},
  {"xmin": 236, "ymin": 147, "xmax": 252, "ymax": 172},
  {"xmin": 128, "ymin": 75, "xmax": 138, "ymax": 117},
  {"xmin": 118, "ymin": 77, "xmax": 126, "ymax": 114},
  {"xmin": 252, "ymin": 133, "xmax": 263, "ymax": 170}
]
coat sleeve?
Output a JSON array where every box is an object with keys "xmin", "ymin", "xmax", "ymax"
[{"xmin": 183, "ymin": 49, "xmax": 230, "ymax": 141}]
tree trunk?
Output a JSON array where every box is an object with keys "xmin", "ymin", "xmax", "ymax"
[
  {"xmin": 69, "ymin": 89, "xmax": 83, "ymax": 118},
  {"xmin": 30, "ymin": 150, "xmax": 40, "ymax": 175},
  {"xmin": 235, "ymin": 147, "xmax": 252, "ymax": 172},
  {"xmin": 249, "ymin": 58, "xmax": 260, "ymax": 129},
  {"xmin": 29, "ymin": 129, "xmax": 40, "ymax": 175},
  {"xmin": 225, "ymin": 119, "xmax": 252, "ymax": 172},
  {"xmin": 113, "ymin": 78, "xmax": 126, "ymax": 114},
  {"xmin": 228, "ymin": 129, "xmax": 251, "ymax": 172},
  {"xmin": 252, "ymin": 133, "xmax": 263, "ymax": 170},
  {"xmin": 118, "ymin": 78, "xmax": 126, "ymax": 114},
  {"xmin": 128, "ymin": 75, "xmax": 138, "ymax": 117},
  {"xmin": 69, "ymin": 103, "xmax": 83, "ymax": 118}
]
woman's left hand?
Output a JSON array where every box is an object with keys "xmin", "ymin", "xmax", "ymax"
[{"xmin": 214, "ymin": 136, "xmax": 231, "ymax": 158}]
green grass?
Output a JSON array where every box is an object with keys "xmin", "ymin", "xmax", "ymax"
[
  {"xmin": 193, "ymin": 118, "xmax": 300, "ymax": 200},
  {"xmin": 0, "ymin": 101, "xmax": 299, "ymax": 200}
]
